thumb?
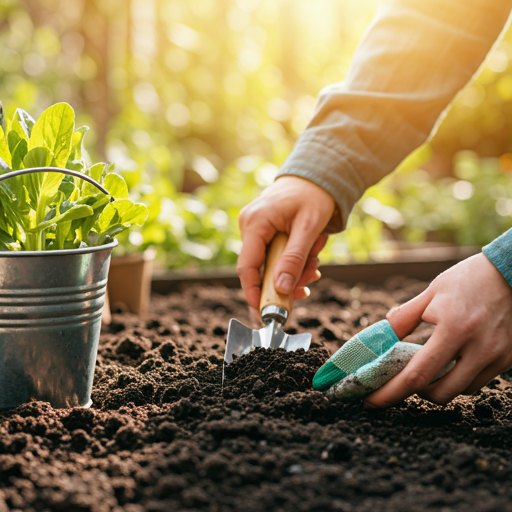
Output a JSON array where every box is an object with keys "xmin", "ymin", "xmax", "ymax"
[
  {"xmin": 386, "ymin": 287, "xmax": 434, "ymax": 340},
  {"xmin": 273, "ymin": 215, "xmax": 325, "ymax": 295}
]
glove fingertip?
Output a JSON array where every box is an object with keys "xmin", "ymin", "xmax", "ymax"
[
  {"xmin": 312, "ymin": 361, "xmax": 346, "ymax": 391},
  {"xmin": 312, "ymin": 320, "xmax": 399, "ymax": 393}
]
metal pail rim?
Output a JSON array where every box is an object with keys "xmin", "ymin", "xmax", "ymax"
[{"xmin": 0, "ymin": 239, "xmax": 118, "ymax": 257}]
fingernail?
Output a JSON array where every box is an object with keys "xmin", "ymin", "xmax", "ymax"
[
  {"xmin": 363, "ymin": 400, "xmax": 379, "ymax": 409},
  {"xmin": 276, "ymin": 273, "xmax": 294, "ymax": 294}
]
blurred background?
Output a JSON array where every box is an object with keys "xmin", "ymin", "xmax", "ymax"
[{"xmin": 1, "ymin": 0, "xmax": 512, "ymax": 269}]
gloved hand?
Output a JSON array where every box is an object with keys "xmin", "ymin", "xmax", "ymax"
[{"xmin": 313, "ymin": 320, "xmax": 455, "ymax": 401}]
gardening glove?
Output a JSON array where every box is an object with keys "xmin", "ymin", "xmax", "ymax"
[{"xmin": 313, "ymin": 320, "xmax": 455, "ymax": 401}]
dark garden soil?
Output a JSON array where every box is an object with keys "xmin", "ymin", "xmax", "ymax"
[{"xmin": 1, "ymin": 277, "xmax": 512, "ymax": 512}]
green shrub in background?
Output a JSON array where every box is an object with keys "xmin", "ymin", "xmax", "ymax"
[
  {"xmin": 111, "ymin": 146, "xmax": 512, "ymax": 269},
  {"xmin": 113, "ymin": 156, "xmax": 266, "ymax": 269},
  {"xmin": 321, "ymin": 149, "xmax": 512, "ymax": 263}
]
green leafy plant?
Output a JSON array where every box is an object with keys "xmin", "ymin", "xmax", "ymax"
[{"xmin": 0, "ymin": 103, "xmax": 148, "ymax": 251}]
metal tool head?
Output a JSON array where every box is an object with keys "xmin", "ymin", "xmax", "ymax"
[
  {"xmin": 223, "ymin": 232, "xmax": 312, "ymax": 380},
  {"xmin": 223, "ymin": 318, "xmax": 311, "ymax": 377}
]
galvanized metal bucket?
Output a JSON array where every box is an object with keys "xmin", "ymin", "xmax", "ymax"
[{"xmin": 0, "ymin": 168, "xmax": 116, "ymax": 409}]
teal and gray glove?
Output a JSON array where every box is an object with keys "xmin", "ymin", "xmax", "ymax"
[
  {"xmin": 313, "ymin": 228, "xmax": 512, "ymax": 402},
  {"xmin": 313, "ymin": 320, "xmax": 455, "ymax": 401}
]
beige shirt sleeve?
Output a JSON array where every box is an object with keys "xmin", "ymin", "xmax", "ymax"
[{"xmin": 276, "ymin": 0, "xmax": 512, "ymax": 231}]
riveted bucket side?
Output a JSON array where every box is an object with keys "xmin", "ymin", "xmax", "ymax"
[{"xmin": 0, "ymin": 241, "xmax": 116, "ymax": 409}]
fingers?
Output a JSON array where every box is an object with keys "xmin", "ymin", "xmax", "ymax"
[
  {"xmin": 237, "ymin": 224, "xmax": 275, "ymax": 310},
  {"xmin": 292, "ymin": 255, "xmax": 322, "ymax": 301},
  {"xmin": 364, "ymin": 323, "xmax": 460, "ymax": 408},
  {"xmin": 293, "ymin": 287, "xmax": 310, "ymax": 301},
  {"xmin": 297, "ymin": 255, "xmax": 321, "ymax": 287},
  {"xmin": 273, "ymin": 217, "xmax": 329, "ymax": 295},
  {"xmin": 386, "ymin": 286, "xmax": 434, "ymax": 339},
  {"xmin": 462, "ymin": 362, "xmax": 504, "ymax": 396},
  {"xmin": 418, "ymin": 353, "xmax": 488, "ymax": 404},
  {"xmin": 238, "ymin": 231, "xmax": 324, "ymax": 310},
  {"xmin": 238, "ymin": 231, "xmax": 323, "ymax": 309},
  {"xmin": 310, "ymin": 234, "xmax": 329, "ymax": 257}
]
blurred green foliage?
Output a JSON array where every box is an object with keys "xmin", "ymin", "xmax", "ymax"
[
  {"xmin": 1, "ymin": 0, "xmax": 512, "ymax": 268},
  {"xmin": 322, "ymin": 150, "xmax": 512, "ymax": 263}
]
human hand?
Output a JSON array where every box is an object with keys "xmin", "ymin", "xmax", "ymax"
[
  {"xmin": 237, "ymin": 176, "xmax": 336, "ymax": 317},
  {"xmin": 364, "ymin": 253, "xmax": 512, "ymax": 408}
]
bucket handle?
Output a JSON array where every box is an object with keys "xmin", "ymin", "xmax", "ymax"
[{"xmin": 0, "ymin": 167, "xmax": 114, "ymax": 201}]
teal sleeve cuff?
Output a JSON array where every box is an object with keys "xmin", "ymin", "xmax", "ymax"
[{"xmin": 483, "ymin": 228, "xmax": 512, "ymax": 288}]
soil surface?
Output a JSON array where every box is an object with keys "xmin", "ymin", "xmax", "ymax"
[{"xmin": 1, "ymin": 277, "xmax": 512, "ymax": 512}]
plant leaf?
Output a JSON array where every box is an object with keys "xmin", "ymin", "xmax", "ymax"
[
  {"xmin": 33, "ymin": 171, "xmax": 65, "ymax": 230},
  {"xmin": 76, "ymin": 193, "xmax": 110, "ymax": 211},
  {"xmin": 86, "ymin": 224, "xmax": 126, "ymax": 247},
  {"xmin": 66, "ymin": 126, "xmax": 89, "ymax": 172},
  {"xmin": 0, "ymin": 127, "xmax": 11, "ymax": 168},
  {"xmin": 10, "ymin": 117, "xmax": 28, "ymax": 142},
  {"xmin": 11, "ymin": 139, "xmax": 27, "ymax": 171},
  {"xmin": 14, "ymin": 109, "xmax": 36, "ymax": 138},
  {"xmin": 7, "ymin": 130, "xmax": 21, "ymax": 155},
  {"xmin": 30, "ymin": 203, "xmax": 93, "ymax": 233},
  {"xmin": 76, "ymin": 214, "xmax": 98, "ymax": 244},
  {"xmin": 23, "ymin": 148, "xmax": 52, "ymax": 207},
  {"xmin": 23, "ymin": 147, "xmax": 52, "ymax": 169},
  {"xmin": 0, "ymin": 156, "xmax": 9, "ymax": 172},
  {"xmin": 104, "ymin": 173, "xmax": 129, "ymax": 199},
  {"xmin": 69, "ymin": 126, "xmax": 89, "ymax": 161},
  {"xmin": 55, "ymin": 220, "xmax": 72, "ymax": 250},
  {"xmin": 0, "ymin": 103, "xmax": 148, "ymax": 250},
  {"xmin": 0, "ymin": 101, "xmax": 4, "ymax": 133},
  {"xmin": 29, "ymin": 103, "xmax": 75, "ymax": 168},
  {"xmin": 82, "ymin": 162, "xmax": 106, "ymax": 195},
  {"xmin": 58, "ymin": 175, "xmax": 76, "ymax": 199},
  {"xmin": 0, "ymin": 229, "xmax": 19, "ymax": 251},
  {"xmin": 39, "ymin": 171, "xmax": 64, "ymax": 206},
  {"xmin": 73, "ymin": 192, "xmax": 110, "ymax": 242},
  {"xmin": 98, "ymin": 199, "xmax": 148, "ymax": 232},
  {"xmin": 69, "ymin": 186, "xmax": 80, "ymax": 202}
]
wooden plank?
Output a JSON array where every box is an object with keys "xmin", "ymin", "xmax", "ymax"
[{"xmin": 151, "ymin": 246, "xmax": 479, "ymax": 294}]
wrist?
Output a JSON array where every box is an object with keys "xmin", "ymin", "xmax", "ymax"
[
  {"xmin": 274, "ymin": 174, "xmax": 341, "ymax": 233},
  {"xmin": 324, "ymin": 202, "xmax": 343, "ymax": 234}
]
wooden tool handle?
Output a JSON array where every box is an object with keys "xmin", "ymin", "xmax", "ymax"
[{"xmin": 260, "ymin": 232, "xmax": 294, "ymax": 317}]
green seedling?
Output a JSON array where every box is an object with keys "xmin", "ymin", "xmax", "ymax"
[{"xmin": 0, "ymin": 103, "xmax": 148, "ymax": 251}]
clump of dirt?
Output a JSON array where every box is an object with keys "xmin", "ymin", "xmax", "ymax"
[{"xmin": 1, "ymin": 277, "xmax": 512, "ymax": 512}]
